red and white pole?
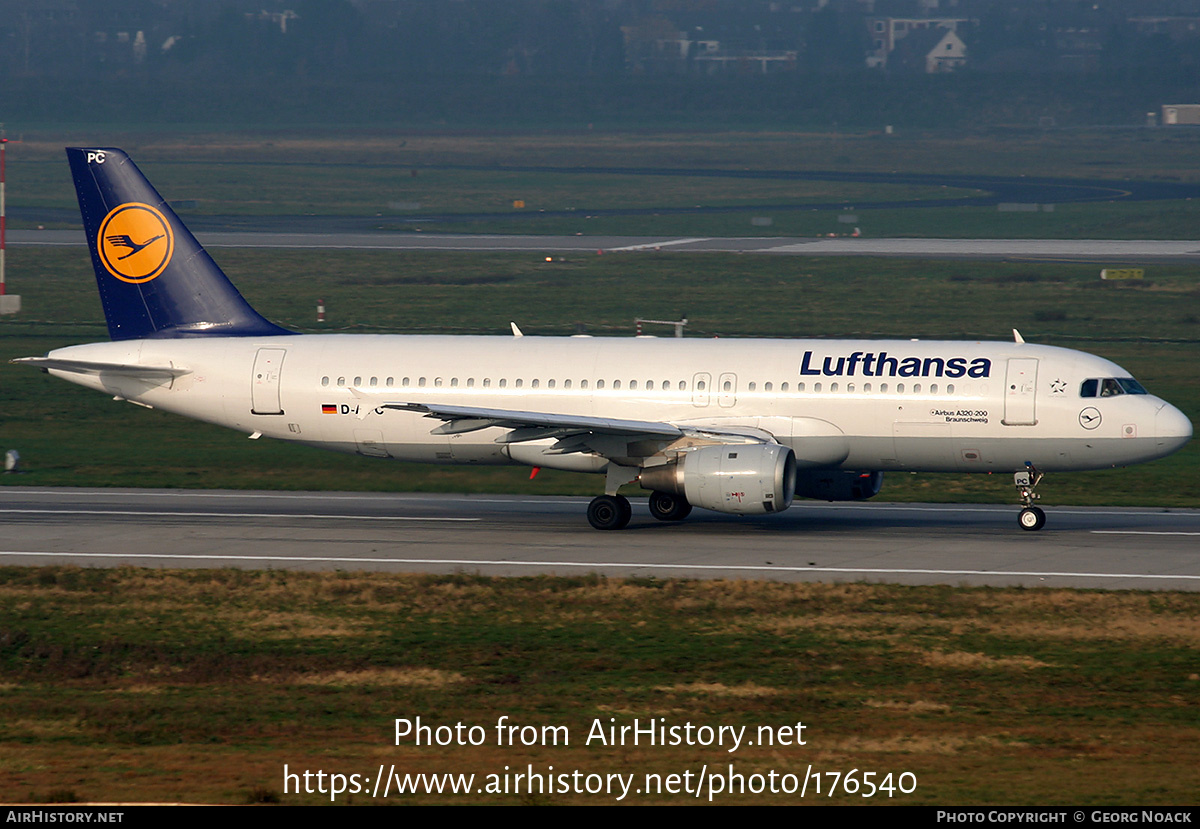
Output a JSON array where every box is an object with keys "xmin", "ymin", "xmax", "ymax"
[{"xmin": 317, "ymin": 298, "xmax": 325, "ymax": 323}]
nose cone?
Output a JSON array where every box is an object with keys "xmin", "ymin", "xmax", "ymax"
[{"xmin": 1155, "ymin": 402, "xmax": 1193, "ymax": 457}]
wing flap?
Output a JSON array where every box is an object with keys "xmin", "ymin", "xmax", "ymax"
[
  {"xmin": 381, "ymin": 402, "xmax": 782, "ymax": 466},
  {"xmin": 382, "ymin": 403, "xmax": 685, "ymax": 440}
]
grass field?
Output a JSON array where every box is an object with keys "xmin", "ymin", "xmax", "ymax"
[
  {"xmin": 2, "ymin": 568, "xmax": 1197, "ymax": 805},
  {"xmin": 7, "ymin": 129, "xmax": 1200, "ymax": 238}
]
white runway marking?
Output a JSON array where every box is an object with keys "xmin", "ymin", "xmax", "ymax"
[
  {"xmin": 1091, "ymin": 530, "xmax": 1200, "ymax": 536},
  {"xmin": 606, "ymin": 238, "xmax": 711, "ymax": 252},
  {"xmin": 1, "ymin": 551, "xmax": 1195, "ymax": 582},
  {"xmin": 0, "ymin": 509, "xmax": 477, "ymax": 522},
  {"xmin": 0, "ymin": 489, "xmax": 584, "ymax": 505}
]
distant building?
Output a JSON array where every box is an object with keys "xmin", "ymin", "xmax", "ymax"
[
  {"xmin": 624, "ymin": 25, "xmax": 797, "ymax": 76},
  {"xmin": 889, "ymin": 27, "xmax": 966, "ymax": 73},
  {"xmin": 1162, "ymin": 105, "xmax": 1200, "ymax": 125},
  {"xmin": 693, "ymin": 49, "xmax": 798, "ymax": 75},
  {"xmin": 866, "ymin": 17, "xmax": 968, "ymax": 70}
]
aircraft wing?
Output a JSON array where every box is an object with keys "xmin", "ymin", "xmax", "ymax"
[
  {"xmin": 383, "ymin": 402, "xmax": 776, "ymax": 460},
  {"xmin": 12, "ymin": 357, "xmax": 192, "ymax": 379}
]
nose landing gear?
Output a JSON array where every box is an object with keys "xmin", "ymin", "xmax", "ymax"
[{"xmin": 1015, "ymin": 463, "xmax": 1046, "ymax": 531}]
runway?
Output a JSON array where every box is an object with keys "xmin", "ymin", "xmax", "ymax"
[
  {"xmin": 12, "ymin": 229, "xmax": 1200, "ymax": 262},
  {"xmin": 2, "ymin": 487, "xmax": 1198, "ymax": 590}
]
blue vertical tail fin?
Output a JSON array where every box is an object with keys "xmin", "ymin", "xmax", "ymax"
[{"xmin": 67, "ymin": 147, "xmax": 291, "ymax": 341}]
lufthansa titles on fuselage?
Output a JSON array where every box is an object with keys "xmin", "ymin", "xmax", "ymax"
[{"xmin": 799, "ymin": 350, "xmax": 992, "ymax": 379}]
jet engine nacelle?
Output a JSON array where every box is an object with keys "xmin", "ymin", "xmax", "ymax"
[
  {"xmin": 640, "ymin": 443, "xmax": 797, "ymax": 515},
  {"xmin": 794, "ymin": 470, "xmax": 883, "ymax": 501}
]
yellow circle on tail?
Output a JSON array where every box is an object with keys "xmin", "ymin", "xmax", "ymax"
[{"xmin": 97, "ymin": 203, "xmax": 174, "ymax": 284}]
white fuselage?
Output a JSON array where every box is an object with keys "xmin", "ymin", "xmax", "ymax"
[{"xmin": 44, "ymin": 334, "xmax": 1192, "ymax": 477}]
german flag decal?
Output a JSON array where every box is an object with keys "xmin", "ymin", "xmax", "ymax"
[
  {"xmin": 322, "ymin": 404, "xmax": 338, "ymax": 414},
  {"xmin": 97, "ymin": 202, "xmax": 174, "ymax": 284}
]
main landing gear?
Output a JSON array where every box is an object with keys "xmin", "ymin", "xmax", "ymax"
[
  {"xmin": 586, "ymin": 491, "xmax": 695, "ymax": 530},
  {"xmin": 1014, "ymin": 463, "xmax": 1046, "ymax": 531},
  {"xmin": 587, "ymin": 494, "xmax": 632, "ymax": 530}
]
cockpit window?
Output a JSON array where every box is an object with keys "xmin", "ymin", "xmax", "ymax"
[{"xmin": 1081, "ymin": 378, "xmax": 1148, "ymax": 398}]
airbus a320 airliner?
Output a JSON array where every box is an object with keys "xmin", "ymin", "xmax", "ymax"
[{"xmin": 15, "ymin": 148, "xmax": 1193, "ymax": 530}]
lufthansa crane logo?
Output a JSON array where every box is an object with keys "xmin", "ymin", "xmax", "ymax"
[{"xmin": 97, "ymin": 203, "xmax": 174, "ymax": 283}]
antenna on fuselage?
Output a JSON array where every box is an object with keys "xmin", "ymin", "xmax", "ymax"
[{"xmin": 1013, "ymin": 329, "xmax": 1025, "ymax": 344}]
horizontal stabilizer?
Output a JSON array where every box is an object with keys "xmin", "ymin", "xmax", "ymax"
[{"xmin": 12, "ymin": 356, "xmax": 191, "ymax": 379}]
